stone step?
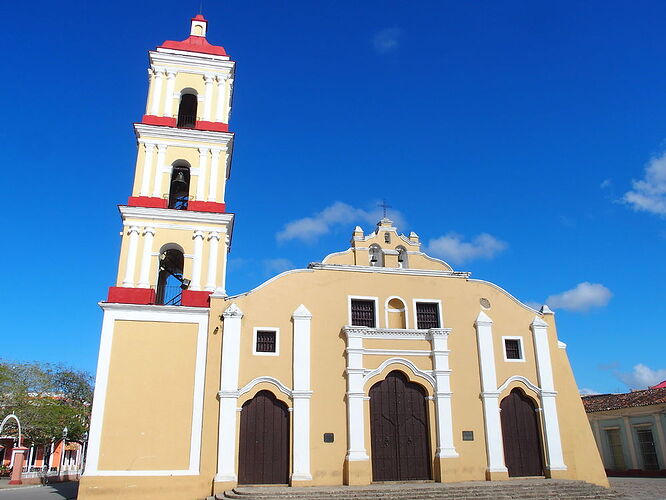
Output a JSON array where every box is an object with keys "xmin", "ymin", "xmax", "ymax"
[{"xmin": 217, "ymin": 479, "xmax": 624, "ymax": 500}]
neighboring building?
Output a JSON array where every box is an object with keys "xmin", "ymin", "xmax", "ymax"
[
  {"xmin": 79, "ymin": 15, "xmax": 609, "ymax": 500},
  {"xmin": 583, "ymin": 385, "xmax": 666, "ymax": 476},
  {"xmin": 0, "ymin": 437, "xmax": 84, "ymax": 480}
]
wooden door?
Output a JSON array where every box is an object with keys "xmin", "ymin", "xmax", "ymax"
[
  {"xmin": 370, "ymin": 371, "xmax": 431, "ymax": 481},
  {"xmin": 500, "ymin": 389, "xmax": 544, "ymax": 477},
  {"xmin": 238, "ymin": 391, "xmax": 289, "ymax": 484}
]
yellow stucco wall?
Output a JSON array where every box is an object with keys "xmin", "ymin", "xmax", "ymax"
[{"xmin": 97, "ymin": 320, "xmax": 198, "ymax": 471}]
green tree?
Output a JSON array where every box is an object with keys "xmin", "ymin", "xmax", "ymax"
[{"xmin": 0, "ymin": 361, "xmax": 93, "ymax": 445}]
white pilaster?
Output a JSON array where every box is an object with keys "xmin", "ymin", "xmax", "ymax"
[
  {"xmin": 152, "ymin": 144, "xmax": 167, "ymax": 198},
  {"xmin": 139, "ymin": 143, "xmax": 155, "ymax": 197},
  {"xmin": 149, "ymin": 68, "xmax": 165, "ymax": 116},
  {"xmin": 292, "ymin": 305, "xmax": 313, "ymax": 481},
  {"xmin": 196, "ymin": 148, "xmax": 209, "ymax": 201},
  {"xmin": 163, "ymin": 71, "xmax": 177, "ymax": 118},
  {"xmin": 219, "ymin": 150, "xmax": 229, "ymax": 203},
  {"xmin": 121, "ymin": 226, "xmax": 141, "ymax": 287},
  {"xmin": 215, "ymin": 303, "xmax": 243, "ymax": 483},
  {"xmin": 344, "ymin": 328, "xmax": 370, "ymax": 462},
  {"xmin": 215, "ymin": 233, "xmax": 229, "ymax": 297},
  {"xmin": 475, "ymin": 311, "xmax": 508, "ymax": 474},
  {"xmin": 190, "ymin": 230, "xmax": 205, "ymax": 291},
  {"xmin": 207, "ymin": 148, "xmax": 222, "ymax": 202},
  {"xmin": 531, "ymin": 317, "xmax": 566, "ymax": 471},
  {"xmin": 430, "ymin": 328, "xmax": 458, "ymax": 458},
  {"xmin": 205, "ymin": 231, "xmax": 220, "ymax": 291},
  {"xmin": 215, "ymin": 75, "xmax": 227, "ymax": 122},
  {"xmin": 223, "ymin": 78, "xmax": 234, "ymax": 123},
  {"xmin": 137, "ymin": 226, "xmax": 155, "ymax": 289},
  {"xmin": 623, "ymin": 416, "xmax": 638, "ymax": 469},
  {"xmin": 203, "ymin": 74, "xmax": 214, "ymax": 121}
]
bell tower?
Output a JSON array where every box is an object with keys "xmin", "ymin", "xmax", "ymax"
[{"xmin": 107, "ymin": 14, "xmax": 235, "ymax": 307}]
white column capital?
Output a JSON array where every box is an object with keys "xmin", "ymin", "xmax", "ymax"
[
  {"xmin": 193, "ymin": 230, "xmax": 205, "ymax": 240},
  {"xmin": 166, "ymin": 70, "xmax": 177, "ymax": 79},
  {"xmin": 208, "ymin": 231, "xmax": 221, "ymax": 241},
  {"xmin": 292, "ymin": 304, "xmax": 312, "ymax": 320},
  {"xmin": 475, "ymin": 310, "xmax": 493, "ymax": 326},
  {"xmin": 152, "ymin": 67, "xmax": 166, "ymax": 77},
  {"xmin": 144, "ymin": 143, "xmax": 156, "ymax": 152},
  {"xmin": 204, "ymin": 73, "xmax": 215, "ymax": 84},
  {"xmin": 156, "ymin": 144, "xmax": 168, "ymax": 153},
  {"xmin": 143, "ymin": 226, "xmax": 156, "ymax": 236},
  {"xmin": 216, "ymin": 74, "xmax": 229, "ymax": 83},
  {"xmin": 127, "ymin": 225, "xmax": 140, "ymax": 235},
  {"xmin": 198, "ymin": 147, "xmax": 210, "ymax": 155},
  {"xmin": 211, "ymin": 147, "xmax": 224, "ymax": 156},
  {"xmin": 223, "ymin": 302, "xmax": 243, "ymax": 319}
]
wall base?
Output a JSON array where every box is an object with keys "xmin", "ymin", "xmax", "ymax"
[
  {"xmin": 343, "ymin": 459, "xmax": 371, "ymax": 486},
  {"xmin": 485, "ymin": 469, "xmax": 509, "ymax": 481}
]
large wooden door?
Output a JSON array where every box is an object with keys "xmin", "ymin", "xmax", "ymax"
[
  {"xmin": 500, "ymin": 389, "xmax": 544, "ymax": 477},
  {"xmin": 238, "ymin": 391, "xmax": 289, "ymax": 484},
  {"xmin": 370, "ymin": 371, "xmax": 431, "ymax": 481}
]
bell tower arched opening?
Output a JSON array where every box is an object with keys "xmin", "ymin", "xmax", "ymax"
[
  {"xmin": 168, "ymin": 162, "xmax": 191, "ymax": 210},
  {"xmin": 176, "ymin": 91, "xmax": 198, "ymax": 128},
  {"xmin": 156, "ymin": 247, "xmax": 188, "ymax": 305}
]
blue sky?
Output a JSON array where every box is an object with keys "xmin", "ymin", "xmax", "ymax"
[{"xmin": 3, "ymin": 1, "xmax": 666, "ymax": 394}]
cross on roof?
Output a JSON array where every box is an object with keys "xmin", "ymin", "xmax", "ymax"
[{"xmin": 378, "ymin": 199, "xmax": 392, "ymax": 219}]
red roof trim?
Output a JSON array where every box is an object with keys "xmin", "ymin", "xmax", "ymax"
[{"xmin": 159, "ymin": 36, "xmax": 228, "ymax": 56}]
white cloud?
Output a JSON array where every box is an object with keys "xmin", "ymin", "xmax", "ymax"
[
  {"xmin": 623, "ymin": 152, "xmax": 666, "ymax": 216},
  {"xmin": 579, "ymin": 388, "xmax": 600, "ymax": 396},
  {"xmin": 373, "ymin": 28, "xmax": 402, "ymax": 54},
  {"xmin": 263, "ymin": 258, "xmax": 294, "ymax": 274},
  {"xmin": 545, "ymin": 282, "xmax": 612, "ymax": 312},
  {"xmin": 276, "ymin": 202, "xmax": 405, "ymax": 244},
  {"xmin": 600, "ymin": 178, "xmax": 612, "ymax": 189},
  {"xmin": 425, "ymin": 233, "xmax": 507, "ymax": 265},
  {"xmin": 615, "ymin": 364, "xmax": 666, "ymax": 390}
]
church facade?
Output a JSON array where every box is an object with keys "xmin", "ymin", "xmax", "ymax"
[{"xmin": 79, "ymin": 15, "xmax": 609, "ymax": 500}]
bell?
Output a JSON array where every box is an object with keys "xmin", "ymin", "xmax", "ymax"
[{"xmin": 171, "ymin": 171, "xmax": 188, "ymax": 189}]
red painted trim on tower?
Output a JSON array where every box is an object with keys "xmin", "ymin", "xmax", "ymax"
[
  {"xmin": 127, "ymin": 197, "xmax": 168, "ymax": 209},
  {"xmin": 142, "ymin": 115, "xmax": 177, "ymax": 127},
  {"xmin": 107, "ymin": 287, "xmax": 156, "ymax": 305},
  {"xmin": 195, "ymin": 121, "xmax": 229, "ymax": 132},
  {"xmin": 159, "ymin": 36, "xmax": 228, "ymax": 56},
  {"xmin": 181, "ymin": 290, "xmax": 212, "ymax": 307},
  {"xmin": 187, "ymin": 201, "xmax": 226, "ymax": 213}
]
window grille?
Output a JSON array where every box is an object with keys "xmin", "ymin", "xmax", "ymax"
[
  {"xmin": 256, "ymin": 330, "xmax": 276, "ymax": 353},
  {"xmin": 504, "ymin": 339, "xmax": 522, "ymax": 360},
  {"xmin": 636, "ymin": 428, "xmax": 660, "ymax": 470},
  {"xmin": 351, "ymin": 299, "xmax": 375, "ymax": 327},
  {"xmin": 416, "ymin": 302, "xmax": 440, "ymax": 329}
]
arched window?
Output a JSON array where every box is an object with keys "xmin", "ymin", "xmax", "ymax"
[
  {"xmin": 397, "ymin": 246, "xmax": 409, "ymax": 269},
  {"xmin": 156, "ymin": 247, "xmax": 188, "ymax": 305},
  {"xmin": 386, "ymin": 297, "xmax": 407, "ymax": 329},
  {"xmin": 369, "ymin": 244, "xmax": 384, "ymax": 267},
  {"xmin": 176, "ymin": 90, "xmax": 198, "ymax": 128},
  {"xmin": 168, "ymin": 162, "xmax": 190, "ymax": 210}
]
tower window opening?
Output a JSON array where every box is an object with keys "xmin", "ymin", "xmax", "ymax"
[
  {"xmin": 156, "ymin": 248, "xmax": 189, "ymax": 305},
  {"xmin": 177, "ymin": 93, "xmax": 198, "ymax": 128},
  {"xmin": 369, "ymin": 244, "xmax": 384, "ymax": 267},
  {"xmin": 397, "ymin": 246, "xmax": 408, "ymax": 269},
  {"xmin": 168, "ymin": 164, "xmax": 191, "ymax": 210}
]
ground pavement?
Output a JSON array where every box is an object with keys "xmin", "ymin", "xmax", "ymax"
[
  {"xmin": 609, "ymin": 478, "xmax": 666, "ymax": 500},
  {"xmin": 0, "ymin": 480, "xmax": 77, "ymax": 500}
]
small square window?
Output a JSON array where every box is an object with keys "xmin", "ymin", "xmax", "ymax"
[
  {"xmin": 416, "ymin": 302, "xmax": 440, "ymax": 329},
  {"xmin": 351, "ymin": 299, "xmax": 376, "ymax": 327},
  {"xmin": 256, "ymin": 330, "xmax": 276, "ymax": 353},
  {"xmin": 504, "ymin": 339, "xmax": 522, "ymax": 360}
]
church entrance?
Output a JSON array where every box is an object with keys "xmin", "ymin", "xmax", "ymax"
[
  {"xmin": 369, "ymin": 371, "xmax": 431, "ymax": 481},
  {"xmin": 238, "ymin": 390, "xmax": 290, "ymax": 484},
  {"xmin": 500, "ymin": 388, "xmax": 544, "ymax": 477}
]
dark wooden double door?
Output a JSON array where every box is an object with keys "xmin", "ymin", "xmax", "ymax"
[
  {"xmin": 370, "ymin": 371, "xmax": 431, "ymax": 481},
  {"xmin": 500, "ymin": 389, "xmax": 544, "ymax": 477},
  {"xmin": 238, "ymin": 391, "xmax": 289, "ymax": 484}
]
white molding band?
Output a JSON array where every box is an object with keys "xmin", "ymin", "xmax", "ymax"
[
  {"xmin": 215, "ymin": 303, "xmax": 243, "ymax": 483},
  {"xmin": 531, "ymin": 317, "xmax": 567, "ymax": 471},
  {"xmin": 475, "ymin": 311, "xmax": 508, "ymax": 474},
  {"xmin": 291, "ymin": 305, "xmax": 313, "ymax": 481},
  {"xmin": 84, "ymin": 305, "xmax": 209, "ymax": 477}
]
